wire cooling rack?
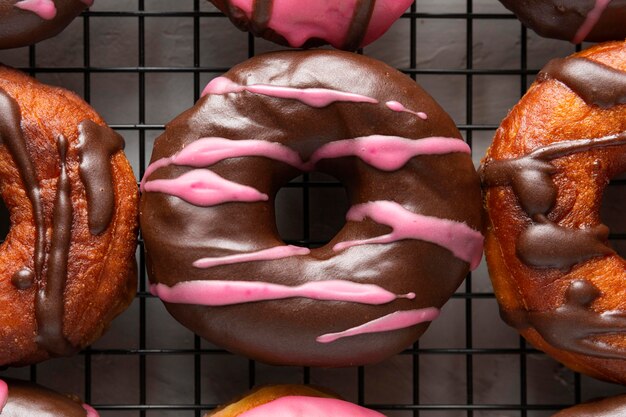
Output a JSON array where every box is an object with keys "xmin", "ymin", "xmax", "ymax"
[{"xmin": 1, "ymin": 1, "xmax": 626, "ymax": 416}]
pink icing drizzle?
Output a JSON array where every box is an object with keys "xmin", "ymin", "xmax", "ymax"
[
  {"xmin": 334, "ymin": 201, "xmax": 483, "ymax": 270},
  {"xmin": 143, "ymin": 169, "xmax": 268, "ymax": 206},
  {"xmin": 0, "ymin": 380, "xmax": 7, "ymax": 412},
  {"xmin": 201, "ymin": 77, "xmax": 379, "ymax": 107},
  {"xmin": 82, "ymin": 403, "xmax": 100, "ymax": 417},
  {"xmin": 386, "ymin": 101, "xmax": 428, "ymax": 120},
  {"xmin": 309, "ymin": 136, "xmax": 470, "ymax": 171},
  {"xmin": 151, "ymin": 280, "xmax": 415, "ymax": 306},
  {"xmin": 14, "ymin": 0, "xmax": 57, "ymax": 19},
  {"xmin": 193, "ymin": 245, "xmax": 310, "ymax": 269},
  {"xmin": 237, "ymin": 395, "xmax": 386, "ymax": 417},
  {"xmin": 317, "ymin": 308, "xmax": 440, "ymax": 344},
  {"xmin": 572, "ymin": 0, "xmax": 612, "ymax": 43}
]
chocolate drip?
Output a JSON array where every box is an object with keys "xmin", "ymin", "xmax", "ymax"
[
  {"xmin": 0, "ymin": 88, "xmax": 46, "ymax": 284},
  {"xmin": 11, "ymin": 268, "xmax": 34, "ymax": 290},
  {"xmin": 502, "ymin": 280, "xmax": 626, "ymax": 359},
  {"xmin": 77, "ymin": 120, "xmax": 124, "ymax": 235},
  {"xmin": 35, "ymin": 135, "xmax": 74, "ymax": 356},
  {"xmin": 343, "ymin": 0, "xmax": 376, "ymax": 51},
  {"xmin": 539, "ymin": 57, "xmax": 626, "ymax": 108},
  {"xmin": 250, "ymin": 0, "xmax": 273, "ymax": 34},
  {"xmin": 481, "ymin": 132, "xmax": 626, "ymax": 270}
]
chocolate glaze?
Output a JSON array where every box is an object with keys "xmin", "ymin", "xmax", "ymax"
[
  {"xmin": 539, "ymin": 57, "xmax": 626, "ymax": 108},
  {"xmin": 502, "ymin": 280, "xmax": 626, "ymax": 359},
  {"xmin": 0, "ymin": 378, "xmax": 93, "ymax": 416},
  {"xmin": 343, "ymin": 0, "xmax": 376, "ymax": 52},
  {"xmin": 499, "ymin": 0, "xmax": 626, "ymax": 43},
  {"xmin": 0, "ymin": 0, "xmax": 89, "ymax": 50},
  {"xmin": 35, "ymin": 135, "xmax": 74, "ymax": 356},
  {"xmin": 140, "ymin": 50, "xmax": 483, "ymax": 367},
  {"xmin": 77, "ymin": 120, "xmax": 125, "ymax": 235},
  {"xmin": 553, "ymin": 394, "xmax": 626, "ymax": 417}
]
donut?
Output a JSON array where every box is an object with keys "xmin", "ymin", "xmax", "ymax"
[
  {"xmin": 0, "ymin": 0, "xmax": 93, "ymax": 50},
  {"xmin": 480, "ymin": 41, "xmax": 626, "ymax": 383},
  {"xmin": 552, "ymin": 394, "xmax": 626, "ymax": 416},
  {"xmin": 0, "ymin": 66, "xmax": 138, "ymax": 366},
  {"xmin": 0, "ymin": 378, "xmax": 98, "ymax": 416},
  {"xmin": 140, "ymin": 49, "xmax": 483, "ymax": 367},
  {"xmin": 207, "ymin": 385, "xmax": 385, "ymax": 417},
  {"xmin": 208, "ymin": 0, "xmax": 414, "ymax": 50},
  {"xmin": 499, "ymin": 0, "xmax": 626, "ymax": 43}
]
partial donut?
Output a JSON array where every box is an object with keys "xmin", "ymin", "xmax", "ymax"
[
  {"xmin": 480, "ymin": 41, "xmax": 626, "ymax": 383},
  {"xmin": 0, "ymin": 378, "xmax": 98, "ymax": 416},
  {"xmin": 0, "ymin": 66, "xmax": 138, "ymax": 366},
  {"xmin": 0, "ymin": 0, "xmax": 93, "ymax": 49},
  {"xmin": 208, "ymin": 0, "xmax": 414, "ymax": 50},
  {"xmin": 207, "ymin": 385, "xmax": 384, "ymax": 417},
  {"xmin": 552, "ymin": 394, "xmax": 626, "ymax": 416},
  {"xmin": 140, "ymin": 49, "xmax": 483, "ymax": 367},
  {"xmin": 499, "ymin": 0, "xmax": 626, "ymax": 44}
]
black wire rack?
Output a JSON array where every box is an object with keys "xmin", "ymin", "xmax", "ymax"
[{"xmin": 1, "ymin": 1, "xmax": 626, "ymax": 416}]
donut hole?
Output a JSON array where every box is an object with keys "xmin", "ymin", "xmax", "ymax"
[
  {"xmin": 274, "ymin": 173, "xmax": 349, "ymax": 248},
  {"xmin": 0, "ymin": 198, "xmax": 9, "ymax": 243},
  {"xmin": 600, "ymin": 177, "xmax": 626, "ymax": 257}
]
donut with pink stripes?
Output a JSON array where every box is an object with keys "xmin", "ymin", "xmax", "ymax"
[{"xmin": 140, "ymin": 50, "xmax": 483, "ymax": 367}]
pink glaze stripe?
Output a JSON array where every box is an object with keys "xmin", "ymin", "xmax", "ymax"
[
  {"xmin": 151, "ymin": 280, "xmax": 416, "ymax": 306},
  {"xmin": 0, "ymin": 379, "xmax": 7, "ymax": 412},
  {"xmin": 193, "ymin": 245, "xmax": 310, "ymax": 269},
  {"xmin": 201, "ymin": 76, "xmax": 379, "ymax": 107},
  {"xmin": 310, "ymin": 136, "xmax": 470, "ymax": 171},
  {"xmin": 334, "ymin": 201, "xmax": 484, "ymax": 270},
  {"xmin": 386, "ymin": 101, "xmax": 428, "ymax": 120},
  {"xmin": 237, "ymin": 395, "xmax": 386, "ymax": 417},
  {"xmin": 141, "ymin": 137, "xmax": 307, "ymax": 189},
  {"xmin": 14, "ymin": 0, "xmax": 57, "ymax": 19},
  {"xmin": 82, "ymin": 403, "xmax": 100, "ymax": 417},
  {"xmin": 317, "ymin": 308, "xmax": 440, "ymax": 344},
  {"xmin": 143, "ymin": 169, "xmax": 268, "ymax": 206},
  {"xmin": 572, "ymin": 0, "xmax": 612, "ymax": 43}
]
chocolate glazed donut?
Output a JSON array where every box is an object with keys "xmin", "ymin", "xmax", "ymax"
[
  {"xmin": 208, "ymin": 0, "xmax": 414, "ymax": 50},
  {"xmin": 481, "ymin": 41, "xmax": 626, "ymax": 383},
  {"xmin": 499, "ymin": 0, "xmax": 626, "ymax": 43},
  {"xmin": 552, "ymin": 394, "xmax": 626, "ymax": 416},
  {"xmin": 140, "ymin": 50, "xmax": 483, "ymax": 367},
  {"xmin": 0, "ymin": 0, "xmax": 92, "ymax": 49}
]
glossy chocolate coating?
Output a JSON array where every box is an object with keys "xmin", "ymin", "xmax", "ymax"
[
  {"xmin": 0, "ymin": 378, "xmax": 92, "ymax": 416},
  {"xmin": 499, "ymin": 0, "xmax": 626, "ymax": 43},
  {"xmin": 140, "ymin": 50, "xmax": 482, "ymax": 367},
  {"xmin": 553, "ymin": 394, "xmax": 626, "ymax": 416},
  {"xmin": 0, "ymin": 0, "xmax": 88, "ymax": 50}
]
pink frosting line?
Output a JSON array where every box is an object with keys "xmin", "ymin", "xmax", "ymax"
[
  {"xmin": 0, "ymin": 380, "xmax": 7, "ymax": 412},
  {"xmin": 237, "ymin": 395, "xmax": 386, "ymax": 417},
  {"xmin": 82, "ymin": 403, "xmax": 100, "ymax": 417},
  {"xmin": 143, "ymin": 168, "xmax": 268, "ymax": 206},
  {"xmin": 201, "ymin": 76, "xmax": 379, "ymax": 108},
  {"xmin": 309, "ymin": 136, "xmax": 470, "ymax": 171},
  {"xmin": 151, "ymin": 279, "xmax": 416, "ymax": 306},
  {"xmin": 316, "ymin": 308, "xmax": 440, "ymax": 344},
  {"xmin": 333, "ymin": 200, "xmax": 484, "ymax": 270},
  {"xmin": 386, "ymin": 101, "xmax": 428, "ymax": 120},
  {"xmin": 193, "ymin": 245, "xmax": 310, "ymax": 269},
  {"xmin": 14, "ymin": 0, "xmax": 57, "ymax": 19},
  {"xmin": 572, "ymin": 0, "xmax": 612, "ymax": 43}
]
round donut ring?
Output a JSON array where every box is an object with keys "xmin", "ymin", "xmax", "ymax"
[
  {"xmin": 140, "ymin": 50, "xmax": 483, "ymax": 367},
  {"xmin": 0, "ymin": 0, "xmax": 92, "ymax": 50},
  {"xmin": 481, "ymin": 41, "xmax": 626, "ymax": 383},
  {"xmin": 0, "ymin": 66, "xmax": 138, "ymax": 366},
  {"xmin": 498, "ymin": 0, "xmax": 626, "ymax": 44}
]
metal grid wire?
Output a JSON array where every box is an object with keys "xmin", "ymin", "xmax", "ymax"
[{"xmin": 1, "ymin": 1, "xmax": 626, "ymax": 416}]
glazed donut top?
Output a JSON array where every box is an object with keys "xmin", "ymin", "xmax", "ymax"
[
  {"xmin": 208, "ymin": 0, "xmax": 414, "ymax": 50},
  {"xmin": 0, "ymin": 378, "xmax": 98, "ymax": 416},
  {"xmin": 0, "ymin": 0, "xmax": 92, "ymax": 49},
  {"xmin": 499, "ymin": 0, "xmax": 626, "ymax": 43},
  {"xmin": 140, "ymin": 49, "xmax": 483, "ymax": 366},
  {"xmin": 553, "ymin": 394, "xmax": 626, "ymax": 416}
]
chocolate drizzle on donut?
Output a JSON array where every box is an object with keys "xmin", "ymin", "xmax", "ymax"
[
  {"xmin": 343, "ymin": 0, "xmax": 376, "ymax": 51},
  {"xmin": 77, "ymin": 120, "xmax": 124, "ymax": 235},
  {"xmin": 502, "ymin": 280, "xmax": 626, "ymax": 359},
  {"xmin": 249, "ymin": 0, "xmax": 272, "ymax": 34}
]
